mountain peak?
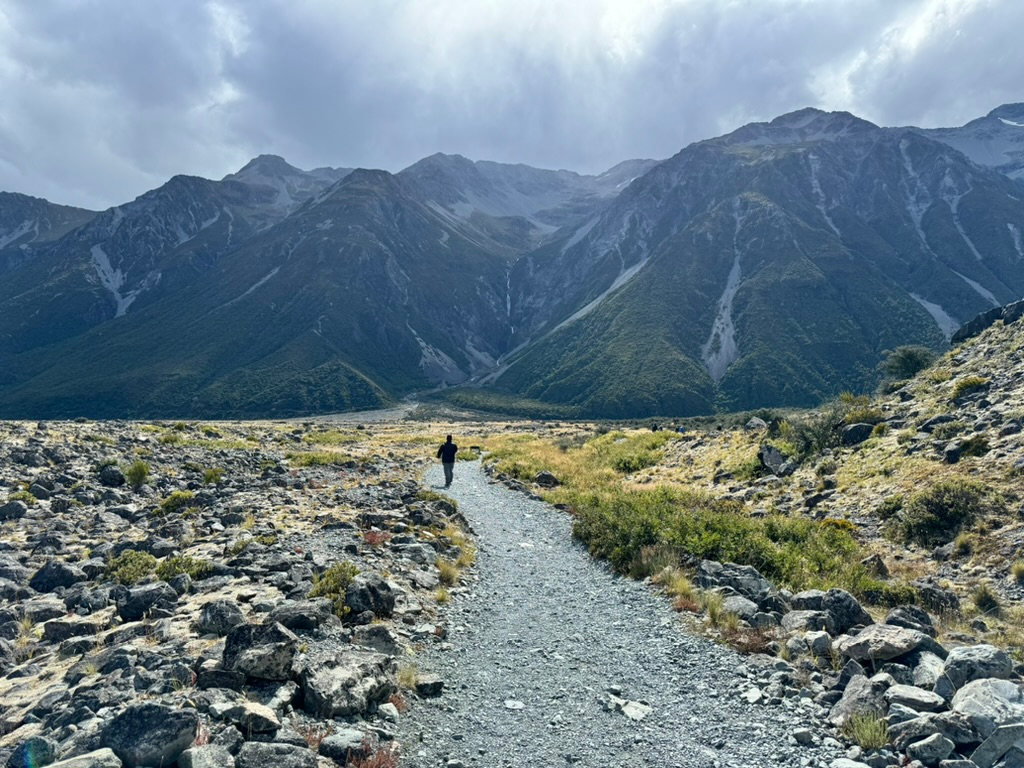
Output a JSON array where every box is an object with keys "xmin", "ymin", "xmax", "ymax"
[
  {"xmin": 722, "ymin": 108, "xmax": 878, "ymax": 148},
  {"xmin": 986, "ymin": 103, "xmax": 1024, "ymax": 125},
  {"xmin": 225, "ymin": 154, "xmax": 303, "ymax": 182}
]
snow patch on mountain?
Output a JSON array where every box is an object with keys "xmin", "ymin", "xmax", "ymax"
[
  {"xmin": 952, "ymin": 270, "xmax": 1000, "ymax": 307},
  {"xmin": 910, "ymin": 293, "xmax": 959, "ymax": 340},
  {"xmin": 1009, "ymin": 223, "xmax": 1023, "ymax": 259}
]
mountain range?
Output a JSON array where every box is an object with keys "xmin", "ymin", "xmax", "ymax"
[{"xmin": 1, "ymin": 104, "xmax": 1023, "ymax": 419}]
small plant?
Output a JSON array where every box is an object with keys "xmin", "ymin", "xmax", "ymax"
[
  {"xmin": 959, "ymin": 434, "xmax": 990, "ymax": 458},
  {"xmin": 363, "ymin": 530, "xmax": 392, "ymax": 547},
  {"xmin": 416, "ymin": 490, "xmax": 457, "ymax": 510},
  {"xmin": 951, "ymin": 375, "xmax": 990, "ymax": 400},
  {"xmin": 434, "ymin": 587, "xmax": 450, "ymax": 603},
  {"xmin": 123, "ymin": 460, "xmax": 150, "ymax": 490},
  {"xmin": 841, "ymin": 712, "xmax": 889, "ymax": 749},
  {"xmin": 294, "ymin": 722, "xmax": 331, "ymax": 750},
  {"xmin": 700, "ymin": 590, "xmax": 725, "ymax": 626},
  {"xmin": 1011, "ymin": 561, "xmax": 1024, "ymax": 583},
  {"xmin": 192, "ymin": 719, "xmax": 211, "ymax": 747},
  {"xmin": 107, "ymin": 549, "xmax": 157, "ymax": 585},
  {"xmin": 388, "ymin": 692, "xmax": 409, "ymax": 713},
  {"xmin": 156, "ymin": 556, "xmax": 213, "ymax": 581},
  {"xmin": 953, "ymin": 533, "xmax": 976, "ymax": 558},
  {"xmin": 159, "ymin": 490, "xmax": 195, "ymax": 515},
  {"xmin": 436, "ymin": 559, "xmax": 459, "ymax": 587},
  {"xmin": 7, "ymin": 490, "xmax": 36, "ymax": 506},
  {"xmin": 308, "ymin": 561, "xmax": 360, "ymax": 617},
  {"xmin": 202, "ymin": 467, "xmax": 224, "ymax": 486},
  {"xmin": 240, "ymin": 513, "xmax": 256, "ymax": 530},
  {"xmin": 972, "ymin": 583, "xmax": 1001, "ymax": 617},
  {"xmin": 628, "ymin": 544, "xmax": 678, "ymax": 580},
  {"xmin": 158, "ymin": 432, "xmax": 182, "ymax": 445},
  {"xmin": 872, "ymin": 423, "xmax": 889, "ymax": 438},
  {"xmin": 348, "ymin": 740, "xmax": 399, "ymax": 768},
  {"xmin": 397, "ymin": 663, "xmax": 419, "ymax": 690}
]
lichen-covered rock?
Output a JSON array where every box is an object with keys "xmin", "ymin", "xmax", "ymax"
[
  {"xmin": 223, "ymin": 621, "xmax": 298, "ymax": 681},
  {"xmin": 101, "ymin": 703, "xmax": 198, "ymax": 768},
  {"xmin": 301, "ymin": 650, "xmax": 396, "ymax": 718}
]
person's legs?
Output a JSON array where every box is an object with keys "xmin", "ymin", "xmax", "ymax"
[{"xmin": 443, "ymin": 462, "xmax": 454, "ymax": 487}]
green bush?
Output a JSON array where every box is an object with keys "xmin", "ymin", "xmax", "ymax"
[
  {"xmin": 202, "ymin": 467, "xmax": 224, "ymax": 486},
  {"xmin": 890, "ymin": 479, "xmax": 998, "ymax": 546},
  {"xmin": 108, "ymin": 550, "xmax": 157, "ymax": 585},
  {"xmin": 308, "ymin": 562, "xmax": 360, "ymax": 617},
  {"xmin": 8, "ymin": 490, "xmax": 36, "ymax": 506},
  {"xmin": 155, "ymin": 556, "xmax": 213, "ymax": 581},
  {"xmin": 159, "ymin": 490, "xmax": 195, "ymax": 515},
  {"xmin": 286, "ymin": 451, "xmax": 353, "ymax": 467},
  {"xmin": 951, "ymin": 376, "xmax": 990, "ymax": 400},
  {"xmin": 959, "ymin": 434, "xmax": 990, "ymax": 458},
  {"xmin": 880, "ymin": 346, "xmax": 937, "ymax": 381},
  {"xmin": 841, "ymin": 712, "xmax": 889, "ymax": 750},
  {"xmin": 123, "ymin": 460, "xmax": 150, "ymax": 490}
]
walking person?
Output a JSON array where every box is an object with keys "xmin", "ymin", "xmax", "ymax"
[{"xmin": 436, "ymin": 434, "xmax": 458, "ymax": 488}]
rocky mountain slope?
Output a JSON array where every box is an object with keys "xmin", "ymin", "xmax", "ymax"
[
  {"xmin": 912, "ymin": 103, "xmax": 1024, "ymax": 181},
  {"xmin": 3, "ymin": 105, "xmax": 1024, "ymax": 419},
  {"xmin": 0, "ymin": 192, "xmax": 96, "ymax": 273}
]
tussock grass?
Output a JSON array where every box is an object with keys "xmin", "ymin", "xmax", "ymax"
[
  {"xmin": 841, "ymin": 712, "xmax": 889, "ymax": 750},
  {"xmin": 436, "ymin": 559, "xmax": 459, "ymax": 586},
  {"xmin": 303, "ymin": 430, "xmax": 362, "ymax": 446},
  {"xmin": 287, "ymin": 450, "xmax": 354, "ymax": 467}
]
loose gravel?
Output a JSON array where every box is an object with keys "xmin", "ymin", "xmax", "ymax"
[{"xmin": 399, "ymin": 461, "xmax": 847, "ymax": 768}]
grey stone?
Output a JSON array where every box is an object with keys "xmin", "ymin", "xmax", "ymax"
[
  {"xmin": 223, "ymin": 622, "xmax": 298, "ymax": 681},
  {"xmin": 696, "ymin": 560, "xmax": 774, "ymax": 604},
  {"xmin": 318, "ymin": 728, "xmax": 370, "ymax": 763},
  {"xmin": 936, "ymin": 646, "xmax": 1014, "ymax": 702},
  {"xmin": 830, "ymin": 760, "xmax": 872, "ymax": 768},
  {"xmin": 907, "ymin": 733, "xmax": 955, "ymax": 765},
  {"xmin": 178, "ymin": 745, "xmax": 236, "ymax": 768},
  {"xmin": 196, "ymin": 600, "xmax": 245, "ymax": 636},
  {"xmin": 886, "ymin": 684, "xmax": 948, "ymax": 713},
  {"xmin": 352, "ymin": 624, "xmax": 401, "ymax": 656},
  {"xmin": 101, "ymin": 703, "xmax": 198, "ymax": 768},
  {"xmin": 29, "ymin": 560, "xmax": 87, "ymax": 593},
  {"xmin": 47, "ymin": 749, "xmax": 123, "ymax": 768},
  {"xmin": 890, "ymin": 712, "xmax": 982, "ymax": 749},
  {"xmin": 758, "ymin": 444, "xmax": 794, "ymax": 476},
  {"xmin": 222, "ymin": 701, "xmax": 280, "ymax": 733},
  {"xmin": 267, "ymin": 599, "xmax": 333, "ymax": 631},
  {"xmin": 805, "ymin": 630, "xmax": 833, "ymax": 657},
  {"xmin": 841, "ymin": 423, "xmax": 875, "ymax": 446},
  {"xmin": 416, "ymin": 673, "xmax": 444, "ymax": 697},
  {"xmin": 345, "ymin": 573, "xmax": 395, "ymax": 618},
  {"xmin": 5, "ymin": 736, "xmax": 57, "ymax": 768},
  {"xmin": 301, "ymin": 650, "xmax": 395, "ymax": 717},
  {"xmin": 534, "ymin": 471, "xmax": 560, "ymax": 487},
  {"xmin": 829, "ymin": 674, "xmax": 888, "ymax": 727},
  {"xmin": 235, "ymin": 743, "xmax": 317, "ymax": 768},
  {"xmin": 116, "ymin": 582, "xmax": 178, "ymax": 622},
  {"xmin": 971, "ymin": 723, "xmax": 1024, "ymax": 768},
  {"xmin": 782, "ymin": 610, "xmax": 836, "ymax": 635},
  {"xmin": 951, "ymin": 679, "xmax": 1024, "ymax": 739},
  {"xmin": 886, "ymin": 605, "xmax": 937, "ymax": 637},
  {"xmin": 914, "ymin": 652, "xmax": 948, "ymax": 688},
  {"xmin": 0, "ymin": 501, "xmax": 28, "ymax": 521},
  {"xmin": 837, "ymin": 624, "xmax": 931, "ymax": 662},
  {"xmin": 99, "ymin": 465, "xmax": 125, "ymax": 487},
  {"xmin": 722, "ymin": 595, "xmax": 759, "ymax": 621}
]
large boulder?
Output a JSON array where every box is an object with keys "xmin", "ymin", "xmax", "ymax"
[
  {"xmin": 836, "ymin": 624, "xmax": 933, "ymax": 663},
  {"xmin": 696, "ymin": 560, "xmax": 774, "ymax": 606},
  {"xmin": 301, "ymin": 650, "xmax": 396, "ymax": 718},
  {"xmin": 971, "ymin": 723, "xmax": 1024, "ymax": 768},
  {"xmin": 829, "ymin": 674, "xmax": 889, "ymax": 727},
  {"xmin": 223, "ymin": 622, "xmax": 298, "ymax": 681},
  {"xmin": 936, "ymin": 645, "xmax": 1013, "ymax": 702},
  {"xmin": 101, "ymin": 703, "xmax": 198, "ymax": 767},
  {"xmin": 885, "ymin": 684, "xmax": 947, "ymax": 713},
  {"xmin": 841, "ymin": 423, "xmax": 875, "ymax": 446},
  {"xmin": 47, "ymin": 750, "xmax": 123, "ymax": 768},
  {"xmin": 268, "ymin": 599, "xmax": 333, "ymax": 631},
  {"xmin": 5, "ymin": 736, "xmax": 57, "ymax": 768},
  {"xmin": 235, "ymin": 743, "xmax": 316, "ymax": 768},
  {"xmin": 196, "ymin": 600, "xmax": 245, "ymax": 636},
  {"xmin": 345, "ymin": 574, "xmax": 395, "ymax": 619},
  {"xmin": 178, "ymin": 745, "xmax": 236, "ymax": 768},
  {"xmin": 29, "ymin": 560, "xmax": 87, "ymax": 593},
  {"xmin": 889, "ymin": 711, "xmax": 982, "ymax": 750},
  {"xmin": 757, "ymin": 445, "xmax": 794, "ymax": 477},
  {"xmin": 791, "ymin": 588, "xmax": 872, "ymax": 634},
  {"xmin": 0, "ymin": 500, "xmax": 28, "ymax": 522},
  {"xmin": 950, "ymin": 679, "xmax": 1024, "ymax": 739},
  {"xmin": 116, "ymin": 582, "xmax": 178, "ymax": 622},
  {"xmin": 885, "ymin": 605, "xmax": 936, "ymax": 637}
]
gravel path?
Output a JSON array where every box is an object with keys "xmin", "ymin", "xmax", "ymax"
[{"xmin": 399, "ymin": 461, "xmax": 846, "ymax": 768}]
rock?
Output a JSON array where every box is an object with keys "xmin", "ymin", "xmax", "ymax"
[
  {"xmin": 886, "ymin": 605, "xmax": 937, "ymax": 637},
  {"xmin": 352, "ymin": 624, "xmax": 401, "ymax": 656},
  {"xmin": 178, "ymin": 745, "xmax": 236, "ymax": 768},
  {"xmin": 860, "ymin": 554, "xmax": 889, "ymax": 578},
  {"xmin": 943, "ymin": 441, "xmax": 963, "ymax": 464},
  {"xmin": 47, "ymin": 749, "xmax": 123, "ymax": 768},
  {"xmin": 534, "ymin": 471, "xmax": 560, "ymax": 487},
  {"xmin": 936, "ymin": 646, "xmax": 1013, "ymax": 701},
  {"xmin": 223, "ymin": 622, "xmax": 298, "ymax": 681},
  {"xmin": 301, "ymin": 650, "xmax": 395, "ymax": 718},
  {"xmin": 722, "ymin": 595, "xmax": 759, "ymax": 621},
  {"xmin": 99, "ymin": 465, "xmax": 125, "ymax": 487},
  {"xmin": 235, "ymin": 743, "xmax": 317, "ymax": 768},
  {"xmin": 913, "ymin": 578, "xmax": 961, "ymax": 614},
  {"xmin": 950, "ymin": 679, "xmax": 1024, "ymax": 739},
  {"xmin": 196, "ymin": 600, "xmax": 245, "ymax": 636},
  {"xmin": 29, "ymin": 560, "xmax": 87, "ymax": 593},
  {"xmin": 805, "ymin": 630, "xmax": 833, "ymax": 657},
  {"xmin": 116, "ymin": 582, "xmax": 178, "ymax": 622},
  {"xmin": 783, "ymin": 610, "xmax": 837, "ymax": 635},
  {"xmin": 745, "ymin": 417, "xmax": 768, "ymax": 431},
  {"xmin": 829, "ymin": 760, "xmax": 872, "ymax": 768},
  {"xmin": 345, "ymin": 573, "xmax": 395, "ymax": 618},
  {"xmin": 792, "ymin": 728, "xmax": 814, "ymax": 745},
  {"xmin": 836, "ymin": 624, "xmax": 932, "ymax": 662},
  {"xmin": 5, "ymin": 736, "xmax": 57, "ymax": 768},
  {"xmin": 0, "ymin": 500, "xmax": 28, "ymax": 521},
  {"xmin": 222, "ymin": 701, "xmax": 280, "ymax": 733},
  {"xmin": 42, "ymin": 617, "xmax": 104, "ymax": 644},
  {"xmin": 696, "ymin": 560, "xmax": 774, "ymax": 604},
  {"xmin": 101, "ymin": 703, "xmax": 198, "ymax": 768},
  {"xmin": 971, "ymin": 723, "xmax": 1024, "ymax": 768},
  {"xmin": 416, "ymin": 673, "xmax": 444, "ymax": 697},
  {"xmin": 267, "ymin": 599, "xmax": 333, "ymax": 631},
  {"xmin": 906, "ymin": 733, "xmax": 954, "ymax": 765},
  {"xmin": 890, "ymin": 712, "xmax": 982, "ymax": 750},
  {"xmin": 829, "ymin": 675, "xmax": 888, "ymax": 727},
  {"xmin": 758, "ymin": 444, "xmax": 794, "ymax": 477},
  {"xmin": 318, "ymin": 728, "xmax": 370, "ymax": 763},
  {"xmin": 885, "ymin": 684, "xmax": 947, "ymax": 713},
  {"xmin": 841, "ymin": 423, "xmax": 875, "ymax": 446},
  {"xmin": 913, "ymin": 652, "xmax": 948, "ymax": 688}
]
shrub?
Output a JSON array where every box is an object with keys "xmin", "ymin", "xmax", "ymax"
[
  {"xmin": 286, "ymin": 451, "xmax": 353, "ymax": 467},
  {"xmin": 880, "ymin": 345, "xmax": 937, "ymax": 381},
  {"xmin": 959, "ymin": 434, "xmax": 990, "ymax": 458},
  {"xmin": 156, "ymin": 556, "xmax": 213, "ymax": 581},
  {"xmin": 8, "ymin": 490, "xmax": 36, "ymax": 506},
  {"xmin": 628, "ymin": 544, "xmax": 679, "ymax": 579},
  {"xmin": 108, "ymin": 550, "xmax": 157, "ymax": 585},
  {"xmin": 875, "ymin": 495, "xmax": 903, "ymax": 521},
  {"xmin": 858, "ymin": 579, "xmax": 917, "ymax": 608},
  {"xmin": 158, "ymin": 432, "xmax": 182, "ymax": 445},
  {"xmin": 972, "ymin": 583, "xmax": 1001, "ymax": 617},
  {"xmin": 159, "ymin": 491, "xmax": 195, "ymax": 515},
  {"xmin": 308, "ymin": 562, "xmax": 360, "ymax": 617},
  {"xmin": 951, "ymin": 376, "xmax": 990, "ymax": 400},
  {"xmin": 1011, "ymin": 561, "xmax": 1024, "ymax": 583},
  {"xmin": 124, "ymin": 460, "xmax": 150, "ymax": 490},
  {"xmin": 397, "ymin": 663, "xmax": 419, "ymax": 689},
  {"xmin": 202, "ymin": 467, "xmax": 224, "ymax": 486},
  {"xmin": 841, "ymin": 712, "xmax": 889, "ymax": 750},
  {"xmin": 890, "ymin": 479, "xmax": 997, "ymax": 546},
  {"xmin": 436, "ymin": 559, "xmax": 459, "ymax": 586}
]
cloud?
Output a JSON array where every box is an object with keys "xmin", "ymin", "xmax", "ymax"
[{"xmin": 0, "ymin": 0, "xmax": 1020, "ymax": 208}]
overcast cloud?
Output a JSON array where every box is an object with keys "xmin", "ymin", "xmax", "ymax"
[{"xmin": 0, "ymin": 0, "xmax": 1020, "ymax": 210}]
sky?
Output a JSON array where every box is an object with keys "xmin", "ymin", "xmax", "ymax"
[{"xmin": 0, "ymin": 0, "xmax": 1021, "ymax": 210}]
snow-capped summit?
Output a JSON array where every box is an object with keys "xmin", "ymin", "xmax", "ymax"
[{"xmin": 912, "ymin": 104, "xmax": 1024, "ymax": 179}]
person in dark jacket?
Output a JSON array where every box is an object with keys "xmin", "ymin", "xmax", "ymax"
[{"xmin": 437, "ymin": 434, "xmax": 458, "ymax": 487}]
